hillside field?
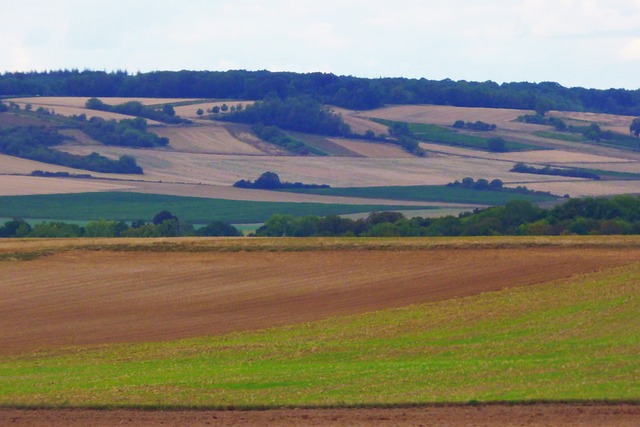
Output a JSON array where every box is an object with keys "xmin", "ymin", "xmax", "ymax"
[
  {"xmin": 1, "ymin": 97, "xmax": 639, "ymax": 210},
  {"xmin": 0, "ymin": 236, "xmax": 639, "ymax": 425}
]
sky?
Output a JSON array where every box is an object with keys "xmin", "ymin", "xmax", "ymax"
[{"xmin": 2, "ymin": 0, "xmax": 640, "ymax": 89}]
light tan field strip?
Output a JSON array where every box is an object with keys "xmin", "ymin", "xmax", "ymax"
[{"xmin": 1, "ymin": 237, "xmax": 639, "ymax": 354}]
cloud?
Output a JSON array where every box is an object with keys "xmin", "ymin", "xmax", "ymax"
[{"xmin": 621, "ymin": 38, "xmax": 640, "ymax": 61}]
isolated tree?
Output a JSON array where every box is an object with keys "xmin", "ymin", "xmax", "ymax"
[
  {"xmin": 487, "ymin": 137, "xmax": 507, "ymax": 152},
  {"xmin": 162, "ymin": 104, "xmax": 176, "ymax": 117},
  {"xmin": 153, "ymin": 210, "xmax": 177, "ymax": 225},
  {"xmin": 221, "ymin": 103, "xmax": 229, "ymax": 112},
  {"xmin": 196, "ymin": 108, "xmax": 204, "ymax": 116},
  {"xmin": 630, "ymin": 118, "xmax": 640, "ymax": 137},
  {"xmin": 534, "ymin": 100, "xmax": 552, "ymax": 117},
  {"xmin": 253, "ymin": 171, "xmax": 282, "ymax": 189},
  {"xmin": 211, "ymin": 106, "xmax": 221, "ymax": 114}
]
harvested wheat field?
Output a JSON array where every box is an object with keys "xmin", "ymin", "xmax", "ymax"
[
  {"xmin": 173, "ymin": 100, "xmax": 255, "ymax": 118},
  {"xmin": 7, "ymin": 97, "xmax": 197, "ymax": 108},
  {"xmin": 550, "ymin": 110, "xmax": 637, "ymax": 134},
  {"xmin": 0, "ymin": 175, "xmax": 134, "ymax": 196},
  {"xmin": 362, "ymin": 104, "xmax": 547, "ymax": 132},
  {"xmin": 152, "ymin": 123, "xmax": 265, "ymax": 155},
  {"xmin": 328, "ymin": 137, "xmax": 415, "ymax": 158},
  {"xmin": 2, "ymin": 238, "xmax": 639, "ymax": 354}
]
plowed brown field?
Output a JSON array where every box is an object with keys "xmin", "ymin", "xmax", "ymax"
[
  {"xmin": 3, "ymin": 405, "xmax": 639, "ymax": 427},
  {"xmin": 2, "ymin": 244, "xmax": 639, "ymax": 355}
]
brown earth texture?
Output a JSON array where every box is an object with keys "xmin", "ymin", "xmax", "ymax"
[{"xmin": 2, "ymin": 238, "xmax": 639, "ymax": 426}]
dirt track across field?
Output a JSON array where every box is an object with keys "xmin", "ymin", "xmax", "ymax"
[
  {"xmin": 2, "ymin": 405, "xmax": 639, "ymax": 426},
  {"xmin": 2, "ymin": 245, "xmax": 639, "ymax": 354}
]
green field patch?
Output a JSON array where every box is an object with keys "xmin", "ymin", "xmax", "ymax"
[
  {"xmin": 1, "ymin": 261, "xmax": 638, "ymax": 408},
  {"xmin": 373, "ymin": 119, "xmax": 542, "ymax": 152},
  {"xmin": 533, "ymin": 130, "xmax": 585, "ymax": 142},
  {"xmin": 0, "ymin": 192, "xmax": 429, "ymax": 224},
  {"xmin": 279, "ymin": 185, "xmax": 558, "ymax": 205}
]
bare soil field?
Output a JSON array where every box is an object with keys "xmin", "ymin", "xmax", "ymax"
[
  {"xmin": 3, "ymin": 405, "xmax": 639, "ymax": 427},
  {"xmin": 2, "ymin": 244, "xmax": 639, "ymax": 354},
  {"xmin": 153, "ymin": 124, "xmax": 265, "ymax": 155}
]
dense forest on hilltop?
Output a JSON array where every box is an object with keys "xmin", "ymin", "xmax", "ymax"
[{"xmin": 2, "ymin": 69, "xmax": 640, "ymax": 115}]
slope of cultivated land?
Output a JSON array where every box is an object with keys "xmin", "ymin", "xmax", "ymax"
[
  {"xmin": 152, "ymin": 123, "xmax": 265, "ymax": 155},
  {"xmin": 0, "ymin": 238, "xmax": 639, "ymax": 422},
  {"xmin": 1, "ymin": 237, "xmax": 639, "ymax": 355},
  {"xmin": 328, "ymin": 138, "xmax": 416, "ymax": 158},
  {"xmin": 0, "ymin": 175, "xmax": 134, "ymax": 196},
  {"xmin": 173, "ymin": 100, "xmax": 255, "ymax": 119},
  {"xmin": 362, "ymin": 104, "xmax": 545, "ymax": 132},
  {"xmin": 419, "ymin": 141, "xmax": 632, "ymax": 164},
  {"xmin": 56, "ymin": 146, "xmax": 576, "ymax": 188},
  {"xmin": 550, "ymin": 110, "xmax": 637, "ymax": 134},
  {"xmin": 521, "ymin": 179, "xmax": 640, "ymax": 198},
  {"xmin": 7, "ymin": 97, "xmax": 198, "ymax": 109},
  {"xmin": 331, "ymin": 107, "xmax": 391, "ymax": 135}
]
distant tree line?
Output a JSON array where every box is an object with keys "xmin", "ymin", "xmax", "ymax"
[
  {"xmin": 85, "ymin": 98, "xmax": 188, "ymax": 124},
  {"xmin": 447, "ymin": 177, "xmax": 557, "ymax": 197},
  {"xmin": 453, "ymin": 120, "xmax": 497, "ymax": 131},
  {"xmin": 5, "ymin": 69, "xmax": 640, "ymax": 115},
  {"xmin": 0, "ymin": 126, "xmax": 143, "ymax": 174},
  {"xmin": 511, "ymin": 163, "xmax": 601, "ymax": 180},
  {"xmin": 254, "ymin": 195, "xmax": 640, "ymax": 237},
  {"xmin": 234, "ymin": 171, "xmax": 330, "ymax": 190},
  {"xmin": 219, "ymin": 94, "xmax": 351, "ymax": 136},
  {"xmin": 31, "ymin": 170, "xmax": 93, "ymax": 179},
  {"xmin": 0, "ymin": 210, "xmax": 241, "ymax": 238},
  {"xmin": 78, "ymin": 115, "xmax": 169, "ymax": 148}
]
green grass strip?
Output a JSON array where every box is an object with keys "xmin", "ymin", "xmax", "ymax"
[
  {"xmin": 372, "ymin": 119, "xmax": 542, "ymax": 152},
  {"xmin": 0, "ymin": 192, "xmax": 429, "ymax": 224},
  {"xmin": 1, "ymin": 262, "xmax": 638, "ymax": 408},
  {"xmin": 279, "ymin": 185, "xmax": 557, "ymax": 205}
]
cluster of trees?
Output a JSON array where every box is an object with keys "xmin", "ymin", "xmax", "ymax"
[
  {"xmin": 5, "ymin": 69, "xmax": 640, "ymax": 115},
  {"xmin": 233, "ymin": 171, "xmax": 330, "ymax": 190},
  {"xmin": 517, "ymin": 113, "xmax": 568, "ymax": 130},
  {"xmin": 453, "ymin": 120, "xmax": 497, "ymax": 131},
  {"xmin": 0, "ymin": 211, "xmax": 241, "ymax": 238},
  {"xmin": 219, "ymin": 94, "xmax": 351, "ymax": 136},
  {"xmin": 511, "ymin": 163, "xmax": 601, "ymax": 180},
  {"xmin": 31, "ymin": 170, "xmax": 92, "ymax": 178},
  {"xmin": 446, "ymin": 177, "xmax": 556, "ymax": 198},
  {"xmin": 85, "ymin": 98, "xmax": 187, "ymax": 124},
  {"xmin": 0, "ymin": 126, "xmax": 143, "ymax": 174},
  {"xmin": 255, "ymin": 195, "xmax": 640, "ymax": 237},
  {"xmin": 386, "ymin": 122, "xmax": 426, "ymax": 156},
  {"xmin": 520, "ymin": 113, "xmax": 639, "ymax": 146},
  {"xmin": 79, "ymin": 116, "xmax": 169, "ymax": 148},
  {"xmin": 250, "ymin": 123, "xmax": 320, "ymax": 155}
]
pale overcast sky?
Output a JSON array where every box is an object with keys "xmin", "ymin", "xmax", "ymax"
[{"xmin": 2, "ymin": 0, "xmax": 640, "ymax": 89}]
